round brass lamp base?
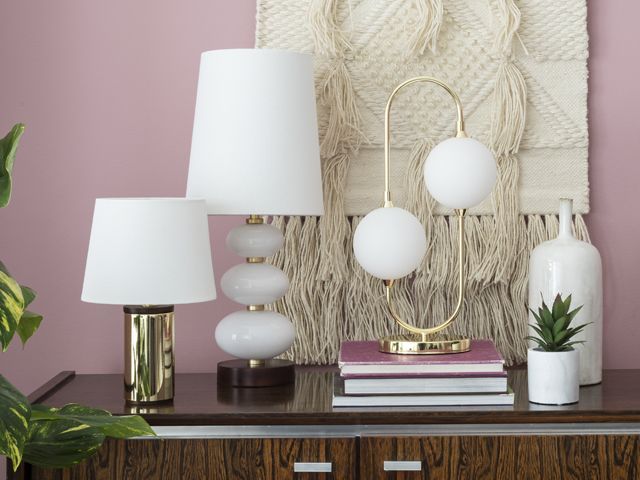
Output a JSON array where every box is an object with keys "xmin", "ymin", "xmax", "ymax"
[{"xmin": 379, "ymin": 335, "xmax": 471, "ymax": 355}]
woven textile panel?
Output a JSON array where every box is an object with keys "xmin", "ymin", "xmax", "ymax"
[{"xmin": 256, "ymin": 0, "xmax": 589, "ymax": 365}]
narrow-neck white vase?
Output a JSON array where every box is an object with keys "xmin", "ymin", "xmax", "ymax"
[{"xmin": 528, "ymin": 199, "xmax": 603, "ymax": 386}]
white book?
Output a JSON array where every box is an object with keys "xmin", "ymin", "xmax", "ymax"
[
  {"xmin": 333, "ymin": 377, "xmax": 515, "ymax": 407},
  {"xmin": 344, "ymin": 376, "xmax": 508, "ymax": 395}
]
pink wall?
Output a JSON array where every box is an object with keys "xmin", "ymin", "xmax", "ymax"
[{"xmin": 0, "ymin": 0, "xmax": 638, "ymax": 430}]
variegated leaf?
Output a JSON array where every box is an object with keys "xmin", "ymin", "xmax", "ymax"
[
  {"xmin": 16, "ymin": 311, "xmax": 43, "ymax": 346},
  {"xmin": 30, "ymin": 404, "xmax": 155, "ymax": 439},
  {"xmin": 0, "ymin": 270, "xmax": 25, "ymax": 351},
  {"xmin": 0, "ymin": 123, "xmax": 25, "ymax": 208},
  {"xmin": 0, "ymin": 375, "xmax": 31, "ymax": 471},
  {"xmin": 23, "ymin": 419, "xmax": 105, "ymax": 469}
]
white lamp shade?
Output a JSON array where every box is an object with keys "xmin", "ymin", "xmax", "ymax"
[
  {"xmin": 424, "ymin": 137, "xmax": 497, "ymax": 209},
  {"xmin": 353, "ymin": 207, "xmax": 427, "ymax": 280},
  {"xmin": 82, "ymin": 198, "xmax": 216, "ymax": 305},
  {"xmin": 186, "ymin": 48, "xmax": 324, "ymax": 216}
]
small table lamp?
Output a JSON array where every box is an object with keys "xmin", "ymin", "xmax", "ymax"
[
  {"xmin": 82, "ymin": 198, "xmax": 216, "ymax": 403},
  {"xmin": 186, "ymin": 49, "xmax": 323, "ymax": 387},
  {"xmin": 353, "ymin": 77, "xmax": 497, "ymax": 355}
]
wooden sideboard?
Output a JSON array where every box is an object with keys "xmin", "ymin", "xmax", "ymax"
[{"xmin": 8, "ymin": 367, "xmax": 640, "ymax": 479}]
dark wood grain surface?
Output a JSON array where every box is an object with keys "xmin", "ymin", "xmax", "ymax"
[
  {"xmin": 360, "ymin": 435, "xmax": 640, "ymax": 479},
  {"xmin": 29, "ymin": 437, "xmax": 356, "ymax": 480},
  {"xmin": 29, "ymin": 367, "xmax": 640, "ymax": 425}
]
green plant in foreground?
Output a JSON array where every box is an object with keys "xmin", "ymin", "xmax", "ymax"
[
  {"xmin": 0, "ymin": 123, "xmax": 155, "ymax": 472},
  {"xmin": 526, "ymin": 293, "xmax": 589, "ymax": 352}
]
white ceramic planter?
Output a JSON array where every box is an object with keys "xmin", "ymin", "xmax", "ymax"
[
  {"xmin": 528, "ymin": 198, "xmax": 603, "ymax": 386},
  {"xmin": 527, "ymin": 348, "xmax": 579, "ymax": 405}
]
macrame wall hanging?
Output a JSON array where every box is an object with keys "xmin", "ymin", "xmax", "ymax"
[{"xmin": 256, "ymin": 0, "xmax": 589, "ymax": 365}]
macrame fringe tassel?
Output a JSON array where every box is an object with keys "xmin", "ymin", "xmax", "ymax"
[
  {"xmin": 319, "ymin": 61, "xmax": 363, "ymax": 157},
  {"xmin": 270, "ymin": 213, "xmax": 592, "ymax": 366},
  {"xmin": 493, "ymin": 0, "xmax": 521, "ymax": 56},
  {"xmin": 315, "ymin": 59, "xmax": 362, "ymax": 282},
  {"xmin": 484, "ymin": 0, "xmax": 527, "ymax": 285},
  {"xmin": 491, "ymin": 62, "xmax": 527, "ymax": 156},
  {"xmin": 308, "ymin": 0, "xmax": 352, "ymax": 56},
  {"xmin": 408, "ymin": 0, "xmax": 444, "ymax": 55}
]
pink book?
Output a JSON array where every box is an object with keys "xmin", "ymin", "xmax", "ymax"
[{"xmin": 338, "ymin": 340, "xmax": 504, "ymax": 376}]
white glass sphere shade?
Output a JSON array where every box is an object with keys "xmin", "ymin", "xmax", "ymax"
[
  {"xmin": 215, "ymin": 310, "xmax": 296, "ymax": 360},
  {"xmin": 221, "ymin": 263, "xmax": 289, "ymax": 305},
  {"xmin": 353, "ymin": 207, "xmax": 427, "ymax": 280},
  {"xmin": 424, "ymin": 137, "xmax": 497, "ymax": 209},
  {"xmin": 226, "ymin": 223, "xmax": 284, "ymax": 258}
]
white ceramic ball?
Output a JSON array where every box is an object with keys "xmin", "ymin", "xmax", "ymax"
[
  {"xmin": 221, "ymin": 263, "xmax": 289, "ymax": 305},
  {"xmin": 226, "ymin": 223, "xmax": 284, "ymax": 258},
  {"xmin": 424, "ymin": 137, "xmax": 497, "ymax": 209},
  {"xmin": 214, "ymin": 310, "xmax": 295, "ymax": 360},
  {"xmin": 353, "ymin": 207, "xmax": 426, "ymax": 280}
]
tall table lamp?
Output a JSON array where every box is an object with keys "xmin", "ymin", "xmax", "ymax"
[
  {"xmin": 82, "ymin": 198, "xmax": 216, "ymax": 403},
  {"xmin": 186, "ymin": 49, "xmax": 324, "ymax": 387},
  {"xmin": 353, "ymin": 77, "xmax": 497, "ymax": 355}
]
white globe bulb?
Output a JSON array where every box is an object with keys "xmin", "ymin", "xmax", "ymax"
[
  {"xmin": 215, "ymin": 310, "xmax": 295, "ymax": 360},
  {"xmin": 424, "ymin": 137, "xmax": 497, "ymax": 209},
  {"xmin": 226, "ymin": 223, "xmax": 284, "ymax": 258},
  {"xmin": 221, "ymin": 263, "xmax": 289, "ymax": 305},
  {"xmin": 353, "ymin": 207, "xmax": 426, "ymax": 280}
]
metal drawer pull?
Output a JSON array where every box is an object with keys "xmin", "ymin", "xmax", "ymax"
[
  {"xmin": 294, "ymin": 462, "xmax": 332, "ymax": 473},
  {"xmin": 384, "ymin": 460, "xmax": 422, "ymax": 471}
]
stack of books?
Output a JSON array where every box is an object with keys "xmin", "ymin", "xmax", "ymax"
[{"xmin": 333, "ymin": 339, "xmax": 514, "ymax": 407}]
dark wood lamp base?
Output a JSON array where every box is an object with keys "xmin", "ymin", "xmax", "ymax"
[{"xmin": 217, "ymin": 359, "xmax": 295, "ymax": 387}]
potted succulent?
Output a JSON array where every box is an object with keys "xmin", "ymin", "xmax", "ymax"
[
  {"xmin": 1, "ymin": 124, "xmax": 155, "ymax": 473},
  {"xmin": 526, "ymin": 293, "xmax": 588, "ymax": 405}
]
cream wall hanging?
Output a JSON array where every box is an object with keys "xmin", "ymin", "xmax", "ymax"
[{"xmin": 256, "ymin": 0, "xmax": 589, "ymax": 365}]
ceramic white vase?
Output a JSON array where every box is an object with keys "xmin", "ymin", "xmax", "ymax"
[
  {"xmin": 527, "ymin": 348, "xmax": 580, "ymax": 405},
  {"xmin": 528, "ymin": 198, "xmax": 603, "ymax": 386}
]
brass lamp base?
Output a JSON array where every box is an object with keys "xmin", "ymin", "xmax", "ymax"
[
  {"xmin": 124, "ymin": 305, "xmax": 175, "ymax": 404},
  {"xmin": 379, "ymin": 335, "xmax": 471, "ymax": 355}
]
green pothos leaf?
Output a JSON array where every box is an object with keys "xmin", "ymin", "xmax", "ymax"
[
  {"xmin": 22, "ymin": 419, "xmax": 105, "ymax": 469},
  {"xmin": 0, "ymin": 270, "xmax": 25, "ymax": 351},
  {"xmin": 0, "ymin": 262, "xmax": 42, "ymax": 349},
  {"xmin": 30, "ymin": 404, "xmax": 156, "ymax": 439},
  {"xmin": 0, "ymin": 123, "xmax": 25, "ymax": 208},
  {"xmin": 23, "ymin": 403, "xmax": 155, "ymax": 469},
  {"xmin": 20, "ymin": 286, "xmax": 36, "ymax": 308},
  {"xmin": 0, "ymin": 375, "xmax": 31, "ymax": 470},
  {"xmin": 16, "ymin": 311, "xmax": 43, "ymax": 346}
]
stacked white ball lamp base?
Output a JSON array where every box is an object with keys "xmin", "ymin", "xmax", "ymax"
[{"xmin": 215, "ymin": 216, "xmax": 296, "ymax": 387}]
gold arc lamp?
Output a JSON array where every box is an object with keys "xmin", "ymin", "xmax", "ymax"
[
  {"xmin": 353, "ymin": 76, "xmax": 497, "ymax": 355},
  {"xmin": 185, "ymin": 49, "xmax": 324, "ymax": 387},
  {"xmin": 81, "ymin": 198, "xmax": 216, "ymax": 404}
]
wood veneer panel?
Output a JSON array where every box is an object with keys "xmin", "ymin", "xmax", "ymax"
[
  {"xmin": 30, "ymin": 437, "xmax": 356, "ymax": 480},
  {"xmin": 360, "ymin": 435, "xmax": 640, "ymax": 480}
]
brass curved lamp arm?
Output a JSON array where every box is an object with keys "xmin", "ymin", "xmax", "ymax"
[
  {"xmin": 384, "ymin": 76, "xmax": 466, "ymax": 208},
  {"xmin": 382, "ymin": 76, "xmax": 467, "ymax": 344}
]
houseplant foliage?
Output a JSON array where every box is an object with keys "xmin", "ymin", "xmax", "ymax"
[
  {"xmin": 526, "ymin": 293, "xmax": 588, "ymax": 405},
  {"xmin": 0, "ymin": 124, "xmax": 155, "ymax": 472},
  {"xmin": 526, "ymin": 293, "xmax": 587, "ymax": 352}
]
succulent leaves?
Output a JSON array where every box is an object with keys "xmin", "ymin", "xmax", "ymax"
[{"xmin": 526, "ymin": 293, "xmax": 588, "ymax": 352}]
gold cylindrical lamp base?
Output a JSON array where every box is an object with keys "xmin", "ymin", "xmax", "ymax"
[{"xmin": 124, "ymin": 305, "xmax": 175, "ymax": 404}]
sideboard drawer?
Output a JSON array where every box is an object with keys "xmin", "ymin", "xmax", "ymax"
[
  {"xmin": 360, "ymin": 435, "xmax": 640, "ymax": 480},
  {"xmin": 29, "ymin": 437, "xmax": 356, "ymax": 480}
]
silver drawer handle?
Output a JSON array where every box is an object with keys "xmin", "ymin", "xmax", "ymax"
[
  {"xmin": 384, "ymin": 460, "xmax": 422, "ymax": 472},
  {"xmin": 294, "ymin": 462, "xmax": 332, "ymax": 473}
]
